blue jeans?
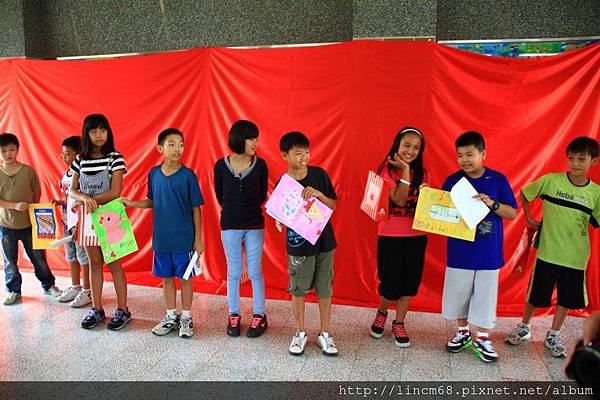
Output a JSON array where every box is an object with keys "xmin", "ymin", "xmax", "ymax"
[
  {"xmin": 221, "ymin": 229, "xmax": 265, "ymax": 316},
  {"xmin": 1, "ymin": 227, "xmax": 56, "ymax": 293}
]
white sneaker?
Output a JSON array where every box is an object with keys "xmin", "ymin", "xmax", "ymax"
[
  {"xmin": 3, "ymin": 292, "xmax": 21, "ymax": 305},
  {"xmin": 44, "ymin": 286, "xmax": 62, "ymax": 298},
  {"xmin": 317, "ymin": 332, "xmax": 339, "ymax": 356},
  {"xmin": 179, "ymin": 316, "xmax": 194, "ymax": 338},
  {"xmin": 289, "ymin": 332, "xmax": 308, "ymax": 355},
  {"xmin": 544, "ymin": 332, "xmax": 567, "ymax": 357},
  {"xmin": 70, "ymin": 289, "xmax": 92, "ymax": 308},
  {"xmin": 58, "ymin": 286, "xmax": 81, "ymax": 303},
  {"xmin": 152, "ymin": 314, "xmax": 179, "ymax": 336},
  {"xmin": 506, "ymin": 323, "xmax": 531, "ymax": 345}
]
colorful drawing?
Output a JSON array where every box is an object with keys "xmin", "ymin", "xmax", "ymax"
[
  {"xmin": 29, "ymin": 203, "xmax": 60, "ymax": 249},
  {"xmin": 91, "ymin": 198, "xmax": 138, "ymax": 263},
  {"xmin": 265, "ymin": 174, "xmax": 333, "ymax": 245},
  {"xmin": 412, "ymin": 187, "xmax": 476, "ymax": 241}
]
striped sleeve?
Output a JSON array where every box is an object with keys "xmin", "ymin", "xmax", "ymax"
[
  {"xmin": 110, "ymin": 151, "xmax": 127, "ymax": 174},
  {"xmin": 71, "ymin": 156, "xmax": 81, "ymax": 175}
]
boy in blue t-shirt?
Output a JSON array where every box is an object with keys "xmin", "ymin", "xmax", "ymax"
[
  {"xmin": 122, "ymin": 128, "xmax": 204, "ymax": 338},
  {"xmin": 441, "ymin": 131, "xmax": 517, "ymax": 363}
]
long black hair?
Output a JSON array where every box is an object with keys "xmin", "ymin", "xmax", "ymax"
[
  {"xmin": 377, "ymin": 126, "xmax": 426, "ymax": 190},
  {"xmin": 80, "ymin": 114, "xmax": 115, "ymax": 159}
]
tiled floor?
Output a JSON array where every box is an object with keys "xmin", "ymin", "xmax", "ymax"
[{"xmin": 0, "ymin": 273, "xmax": 581, "ymax": 381}]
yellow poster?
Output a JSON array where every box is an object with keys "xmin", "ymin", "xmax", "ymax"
[
  {"xmin": 412, "ymin": 187, "xmax": 476, "ymax": 242},
  {"xmin": 28, "ymin": 203, "xmax": 60, "ymax": 249}
]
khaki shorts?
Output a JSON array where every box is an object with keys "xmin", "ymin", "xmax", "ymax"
[{"xmin": 288, "ymin": 250, "xmax": 334, "ymax": 298}]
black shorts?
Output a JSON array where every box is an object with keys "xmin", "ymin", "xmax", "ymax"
[
  {"xmin": 526, "ymin": 258, "xmax": 587, "ymax": 310},
  {"xmin": 377, "ymin": 235, "xmax": 428, "ymax": 300}
]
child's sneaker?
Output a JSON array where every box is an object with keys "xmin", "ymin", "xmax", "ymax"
[
  {"xmin": 44, "ymin": 285, "xmax": 62, "ymax": 298},
  {"xmin": 506, "ymin": 323, "xmax": 531, "ymax": 345},
  {"xmin": 289, "ymin": 332, "xmax": 308, "ymax": 356},
  {"xmin": 227, "ymin": 314, "xmax": 241, "ymax": 337},
  {"xmin": 446, "ymin": 329, "xmax": 472, "ymax": 353},
  {"xmin": 179, "ymin": 316, "xmax": 194, "ymax": 338},
  {"xmin": 58, "ymin": 286, "xmax": 81, "ymax": 303},
  {"xmin": 473, "ymin": 337, "xmax": 499, "ymax": 362},
  {"xmin": 107, "ymin": 308, "xmax": 132, "ymax": 331},
  {"xmin": 81, "ymin": 307, "xmax": 105, "ymax": 329},
  {"xmin": 317, "ymin": 332, "xmax": 339, "ymax": 356},
  {"xmin": 3, "ymin": 292, "xmax": 21, "ymax": 306},
  {"xmin": 370, "ymin": 310, "xmax": 387, "ymax": 339},
  {"xmin": 246, "ymin": 314, "xmax": 268, "ymax": 338},
  {"xmin": 392, "ymin": 321, "xmax": 410, "ymax": 348},
  {"xmin": 152, "ymin": 314, "xmax": 180, "ymax": 336},
  {"xmin": 70, "ymin": 289, "xmax": 92, "ymax": 308},
  {"xmin": 544, "ymin": 331, "xmax": 567, "ymax": 357}
]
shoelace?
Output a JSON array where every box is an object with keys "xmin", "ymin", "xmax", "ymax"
[
  {"xmin": 392, "ymin": 323, "xmax": 407, "ymax": 338},
  {"xmin": 229, "ymin": 315, "xmax": 240, "ymax": 327},
  {"xmin": 113, "ymin": 309, "xmax": 124, "ymax": 320},
  {"xmin": 373, "ymin": 313, "xmax": 386, "ymax": 328},
  {"xmin": 547, "ymin": 335, "xmax": 564, "ymax": 349},
  {"xmin": 322, "ymin": 335, "xmax": 336, "ymax": 348},
  {"xmin": 86, "ymin": 308, "xmax": 98, "ymax": 318},
  {"xmin": 477, "ymin": 338, "xmax": 495, "ymax": 353},
  {"xmin": 250, "ymin": 316, "xmax": 263, "ymax": 329},
  {"xmin": 292, "ymin": 334, "xmax": 304, "ymax": 348},
  {"xmin": 180, "ymin": 318, "xmax": 192, "ymax": 328},
  {"xmin": 452, "ymin": 331, "xmax": 469, "ymax": 343}
]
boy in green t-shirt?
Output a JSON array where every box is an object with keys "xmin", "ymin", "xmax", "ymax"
[{"xmin": 506, "ymin": 137, "xmax": 600, "ymax": 357}]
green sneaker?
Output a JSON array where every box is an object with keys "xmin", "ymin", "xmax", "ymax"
[{"xmin": 446, "ymin": 329, "xmax": 472, "ymax": 353}]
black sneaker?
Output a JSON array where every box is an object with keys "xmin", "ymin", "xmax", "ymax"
[
  {"xmin": 81, "ymin": 307, "xmax": 105, "ymax": 329},
  {"xmin": 392, "ymin": 320, "xmax": 410, "ymax": 348},
  {"xmin": 107, "ymin": 308, "xmax": 132, "ymax": 331},
  {"xmin": 446, "ymin": 329, "xmax": 472, "ymax": 353},
  {"xmin": 370, "ymin": 310, "xmax": 387, "ymax": 338},
  {"xmin": 227, "ymin": 314, "xmax": 241, "ymax": 337},
  {"xmin": 247, "ymin": 314, "xmax": 268, "ymax": 338}
]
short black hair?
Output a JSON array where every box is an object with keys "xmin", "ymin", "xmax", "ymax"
[
  {"xmin": 62, "ymin": 136, "xmax": 81, "ymax": 152},
  {"xmin": 228, "ymin": 120, "xmax": 259, "ymax": 154},
  {"xmin": 566, "ymin": 136, "xmax": 599, "ymax": 159},
  {"xmin": 280, "ymin": 131, "xmax": 310, "ymax": 152},
  {"xmin": 81, "ymin": 113, "xmax": 115, "ymax": 159},
  {"xmin": 0, "ymin": 133, "xmax": 19, "ymax": 148},
  {"xmin": 456, "ymin": 131, "xmax": 485, "ymax": 152},
  {"xmin": 158, "ymin": 128, "xmax": 184, "ymax": 145}
]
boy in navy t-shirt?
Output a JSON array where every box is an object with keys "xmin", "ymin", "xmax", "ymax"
[
  {"xmin": 441, "ymin": 131, "xmax": 517, "ymax": 363},
  {"xmin": 123, "ymin": 128, "xmax": 204, "ymax": 338}
]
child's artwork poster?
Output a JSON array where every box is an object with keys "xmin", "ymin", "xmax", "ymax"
[
  {"xmin": 412, "ymin": 187, "xmax": 476, "ymax": 242},
  {"xmin": 76, "ymin": 204, "xmax": 99, "ymax": 246},
  {"xmin": 29, "ymin": 203, "xmax": 60, "ymax": 249},
  {"xmin": 90, "ymin": 198, "xmax": 138, "ymax": 263},
  {"xmin": 265, "ymin": 174, "xmax": 333, "ymax": 245}
]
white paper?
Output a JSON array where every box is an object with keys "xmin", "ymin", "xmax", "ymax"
[
  {"xmin": 66, "ymin": 197, "xmax": 78, "ymax": 231},
  {"xmin": 449, "ymin": 177, "xmax": 490, "ymax": 230},
  {"xmin": 183, "ymin": 251, "xmax": 202, "ymax": 280},
  {"xmin": 49, "ymin": 235, "xmax": 73, "ymax": 248}
]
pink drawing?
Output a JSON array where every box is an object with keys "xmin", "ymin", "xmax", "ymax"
[{"xmin": 98, "ymin": 211, "xmax": 126, "ymax": 244}]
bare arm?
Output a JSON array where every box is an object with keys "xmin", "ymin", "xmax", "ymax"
[
  {"xmin": 520, "ymin": 190, "xmax": 541, "ymax": 229},
  {"xmin": 0, "ymin": 198, "xmax": 28, "ymax": 211},
  {"xmin": 302, "ymin": 186, "xmax": 336, "ymax": 210},
  {"xmin": 472, "ymin": 193, "xmax": 517, "ymax": 220},
  {"xmin": 122, "ymin": 198, "xmax": 153, "ymax": 208},
  {"xmin": 193, "ymin": 206, "xmax": 204, "ymax": 254}
]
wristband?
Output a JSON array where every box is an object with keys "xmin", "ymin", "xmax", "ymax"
[
  {"xmin": 399, "ymin": 179, "xmax": 411, "ymax": 186},
  {"xmin": 490, "ymin": 201, "xmax": 500, "ymax": 211}
]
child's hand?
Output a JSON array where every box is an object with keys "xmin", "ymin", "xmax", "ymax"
[
  {"xmin": 302, "ymin": 186, "xmax": 323, "ymax": 200},
  {"xmin": 121, "ymin": 198, "xmax": 132, "ymax": 207},
  {"xmin": 82, "ymin": 195, "xmax": 98, "ymax": 212},
  {"xmin": 419, "ymin": 182, "xmax": 430, "ymax": 189},
  {"xmin": 194, "ymin": 239, "xmax": 205, "ymax": 256},
  {"xmin": 472, "ymin": 193, "xmax": 494, "ymax": 208},
  {"xmin": 51, "ymin": 199, "xmax": 63, "ymax": 206},
  {"xmin": 525, "ymin": 216, "xmax": 541, "ymax": 230},
  {"xmin": 14, "ymin": 202, "xmax": 28, "ymax": 212},
  {"xmin": 388, "ymin": 154, "xmax": 410, "ymax": 171},
  {"xmin": 275, "ymin": 220, "xmax": 283, "ymax": 232}
]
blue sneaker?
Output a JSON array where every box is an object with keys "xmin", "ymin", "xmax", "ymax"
[
  {"xmin": 107, "ymin": 308, "xmax": 132, "ymax": 331},
  {"xmin": 81, "ymin": 308, "xmax": 105, "ymax": 329}
]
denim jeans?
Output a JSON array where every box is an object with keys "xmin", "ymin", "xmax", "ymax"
[
  {"xmin": 221, "ymin": 229, "xmax": 265, "ymax": 316},
  {"xmin": 1, "ymin": 226, "xmax": 56, "ymax": 293}
]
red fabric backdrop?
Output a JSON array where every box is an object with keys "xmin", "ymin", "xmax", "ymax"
[{"xmin": 0, "ymin": 41, "xmax": 598, "ymax": 316}]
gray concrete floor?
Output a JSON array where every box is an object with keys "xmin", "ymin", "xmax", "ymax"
[{"xmin": 0, "ymin": 272, "xmax": 581, "ymax": 381}]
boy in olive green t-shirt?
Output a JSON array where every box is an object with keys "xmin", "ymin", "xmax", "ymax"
[
  {"xmin": 0, "ymin": 133, "xmax": 60, "ymax": 305},
  {"xmin": 506, "ymin": 137, "xmax": 600, "ymax": 357}
]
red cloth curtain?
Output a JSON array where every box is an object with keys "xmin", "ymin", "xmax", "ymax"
[{"xmin": 0, "ymin": 41, "xmax": 598, "ymax": 316}]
